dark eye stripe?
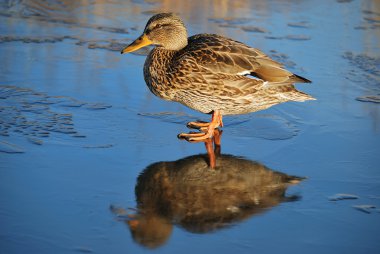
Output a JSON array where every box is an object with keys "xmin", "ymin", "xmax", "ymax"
[
  {"xmin": 146, "ymin": 23, "xmax": 171, "ymax": 33},
  {"xmin": 154, "ymin": 23, "xmax": 171, "ymax": 29}
]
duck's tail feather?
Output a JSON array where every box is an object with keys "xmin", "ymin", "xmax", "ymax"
[
  {"xmin": 260, "ymin": 83, "xmax": 316, "ymax": 102},
  {"xmin": 290, "ymin": 73, "xmax": 312, "ymax": 83},
  {"xmin": 253, "ymin": 65, "xmax": 312, "ymax": 84},
  {"xmin": 278, "ymin": 89, "xmax": 316, "ymax": 102}
]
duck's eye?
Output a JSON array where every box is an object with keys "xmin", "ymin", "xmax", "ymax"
[
  {"xmin": 154, "ymin": 24, "xmax": 163, "ymax": 30},
  {"xmin": 146, "ymin": 23, "xmax": 165, "ymax": 34}
]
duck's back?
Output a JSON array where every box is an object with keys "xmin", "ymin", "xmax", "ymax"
[{"xmin": 171, "ymin": 34, "xmax": 265, "ymax": 77}]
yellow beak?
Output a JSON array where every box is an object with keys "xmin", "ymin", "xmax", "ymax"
[{"xmin": 121, "ymin": 34, "xmax": 153, "ymax": 54}]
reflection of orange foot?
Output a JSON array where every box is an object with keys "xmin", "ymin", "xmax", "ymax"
[
  {"xmin": 213, "ymin": 129, "xmax": 222, "ymax": 156},
  {"xmin": 205, "ymin": 129, "xmax": 223, "ymax": 169},
  {"xmin": 178, "ymin": 110, "xmax": 223, "ymax": 142}
]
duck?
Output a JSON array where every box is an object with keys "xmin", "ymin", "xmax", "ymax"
[{"xmin": 121, "ymin": 13, "xmax": 315, "ymax": 141}]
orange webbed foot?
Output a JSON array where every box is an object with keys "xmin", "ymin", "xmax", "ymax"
[{"xmin": 178, "ymin": 110, "xmax": 223, "ymax": 142}]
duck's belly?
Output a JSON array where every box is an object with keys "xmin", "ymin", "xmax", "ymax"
[{"xmin": 173, "ymin": 90, "xmax": 279, "ymax": 115}]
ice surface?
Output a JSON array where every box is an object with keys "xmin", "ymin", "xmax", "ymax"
[{"xmin": 1, "ymin": 0, "xmax": 380, "ymax": 254}]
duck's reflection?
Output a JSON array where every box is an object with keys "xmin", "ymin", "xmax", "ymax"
[{"xmin": 112, "ymin": 130, "xmax": 303, "ymax": 249}]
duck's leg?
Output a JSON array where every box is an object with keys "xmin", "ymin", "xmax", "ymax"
[{"xmin": 178, "ymin": 110, "xmax": 223, "ymax": 141}]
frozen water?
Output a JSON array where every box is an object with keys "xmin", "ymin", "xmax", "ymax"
[{"xmin": 1, "ymin": 0, "xmax": 380, "ymax": 254}]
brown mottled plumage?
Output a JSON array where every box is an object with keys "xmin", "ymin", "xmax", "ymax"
[{"xmin": 121, "ymin": 13, "xmax": 315, "ymax": 141}]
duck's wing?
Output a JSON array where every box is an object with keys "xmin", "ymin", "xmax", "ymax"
[{"xmin": 175, "ymin": 34, "xmax": 310, "ymax": 84}]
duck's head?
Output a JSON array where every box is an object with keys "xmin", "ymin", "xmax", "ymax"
[{"xmin": 121, "ymin": 13, "xmax": 188, "ymax": 54}]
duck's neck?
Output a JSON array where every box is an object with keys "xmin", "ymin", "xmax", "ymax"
[
  {"xmin": 143, "ymin": 47, "xmax": 178, "ymax": 97},
  {"xmin": 163, "ymin": 38, "xmax": 188, "ymax": 51},
  {"xmin": 161, "ymin": 27, "xmax": 188, "ymax": 50},
  {"xmin": 146, "ymin": 47, "xmax": 178, "ymax": 73}
]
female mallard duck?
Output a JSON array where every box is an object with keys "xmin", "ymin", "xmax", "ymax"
[{"xmin": 121, "ymin": 13, "xmax": 314, "ymax": 141}]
